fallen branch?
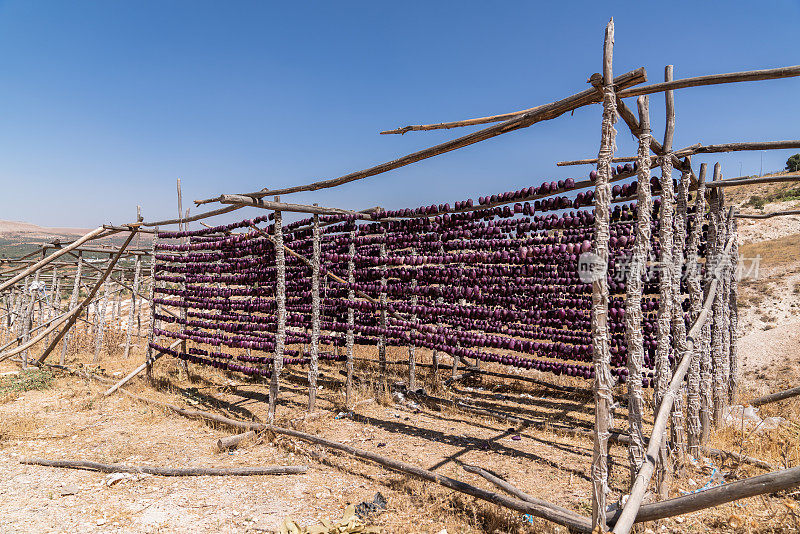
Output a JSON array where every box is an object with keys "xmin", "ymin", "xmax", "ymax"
[
  {"xmin": 736, "ymin": 209, "xmax": 800, "ymax": 220},
  {"xmin": 749, "ymin": 385, "xmax": 800, "ymax": 407},
  {"xmin": 607, "ymin": 465, "xmax": 800, "ymax": 526},
  {"xmin": 217, "ymin": 431, "xmax": 257, "ymax": 452},
  {"xmin": 21, "ymin": 458, "xmax": 306, "ymax": 476}
]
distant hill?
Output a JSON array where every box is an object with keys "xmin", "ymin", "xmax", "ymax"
[{"xmin": 0, "ymin": 220, "xmax": 90, "ymax": 239}]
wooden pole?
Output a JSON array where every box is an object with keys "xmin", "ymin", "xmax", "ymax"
[
  {"xmin": 611, "ymin": 226, "xmax": 734, "ymax": 534},
  {"xmin": 655, "ymin": 64, "xmax": 677, "ymax": 498},
  {"xmin": 377, "ymin": 68, "xmax": 646, "ymax": 135},
  {"xmin": 123, "ymin": 255, "xmax": 142, "ymax": 359},
  {"xmin": 0, "ymin": 227, "xmax": 110, "ymax": 292},
  {"xmin": 408, "ymin": 252, "xmax": 418, "ymax": 392},
  {"xmin": 378, "ymin": 225, "xmax": 388, "ymax": 393},
  {"xmin": 94, "ymin": 276, "xmax": 111, "ymax": 362},
  {"xmin": 29, "ymin": 231, "xmax": 138, "ymax": 366},
  {"xmin": 686, "ymin": 164, "xmax": 707, "ymax": 455},
  {"xmin": 624, "ymin": 95, "xmax": 653, "ymax": 480},
  {"xmin": 21, "ymin": 458, "xmax": 306, "ymax": 477},
  {"xmin": 345, "ymin": 230, "xmax": 356, "ymax": 409},
  {"xmin": 590, "ymin": 18, "xmax": 616, "ymax": 532},
  {"xmin": 750, "ymin": 385, "xmax": 800, "ymax": 407},
  {"xmin": 269, "ymin": 198, "xmax": 286, "ymax": 424},
  {"xmin": 144, "ymin": 230, "xmax": 160, "ymax": 382},
  {"xmin": 670, "ymin": 162, "xmax": 690, "ymax": 468},
  {"xmin": 727, "ymin": 211, "xmax": 738, "ymax": 403},
  {"xmin": 710, "ymin": 170, "xmax": 728, "ymax": 425},
  {"xmin": 308, "ymin": 210, "xmax": 321, "ymax": 413}
]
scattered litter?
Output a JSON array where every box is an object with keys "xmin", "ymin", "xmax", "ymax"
[
  {"xmin": 354, "ymin": 492, "xmax": 387, "ymax": 519},
  {"xmin": 680, "ymin": 465, "xmax": 725, "ymax": 495},
  {"xmin": 723, "ymin": 404, "xmax": 784, "ymax": 433},
  {"xmin": 511, "ymin": 435, "xmax": 522, "ymax": 441},
  {"xmin": 58, "ymin": 484, "xmax": 79, "ymax": 496}
]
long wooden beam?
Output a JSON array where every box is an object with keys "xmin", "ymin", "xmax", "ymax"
[
  {"xmin": 749, "ymin": 385, "xmax": 800, "ymax": 406},
  {"xmin": 378, "ymin": 68, "xmax": 646, "ymax": 135},
  {"xmin": 192, "ymin": 69, "xmax": 649, "ymax": 205},
  {"xmin": 706, "ymin": 174, "xmax": 800, "ymax": 188},
  {"xmin": 617, "ymin": 65, "xmax": 800, "ymax": 98},
  {"xmin": 218, "ymin": 195, "xmax": 374, "ymax": 217}
]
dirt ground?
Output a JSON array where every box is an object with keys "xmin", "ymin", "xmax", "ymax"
[{"xmin": 1, "ymin": 181, "xmax": 799, "ymax": 533}]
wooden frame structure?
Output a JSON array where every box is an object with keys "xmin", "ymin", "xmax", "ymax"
[{"xmin": 2, "ymin": 19, "xmax": 800, "ymax": 533}]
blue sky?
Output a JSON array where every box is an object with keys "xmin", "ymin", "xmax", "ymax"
[{"xmin": 0, "ymin": 1, "xmax": 798, "ymax": 228}]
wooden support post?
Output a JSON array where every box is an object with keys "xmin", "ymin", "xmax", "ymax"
[
  {"xmin": 378, "ymin": 224, "xmax": 388, "ymax": 393},
  {"xmin": 269, "ymin": 198, "xmax": 286, "ymax": 424},
  {"xmin": 727, "ymin": 212, "xmax": 739, "ymax": 403},
  {"xmin": 710, "ymin": 169, "xmax": 727, "ymax": 425},
  {"xmin": 308, "ymin": 210, "xmax": 321, "ymax": 413},
  {"xmin": 144, "ymin": 230, "xmax": 160, "ymax": 382},
  {"xmin": 687, "ymin": 164, "xmax": 707, "ymax": 455},
  {"xmin": 123, "ymin": 255, "xmax": 142, "ymax": 359},
  {"xmin": 60, "ymin": 253, "xmax": 83, "ymax": 365},
  {"xmin": 94, "ymin": 269, "xmax": 111, "ymax": 362},
  {"xmin": 655, "ymin": 64, "xmax": 677, "ymax": 498},
  {"xmin": 408, "ymin": 251, "xmax": 418, "ymax": 392},
  {"xmin": 670, "ymin": 162, "xmax": 690, "ymax": 468},
  {"xmin": 345, "ymin": 229, "xmax": 356, "ymax": 408},
  {"xmin": 591, "ymin": 18, "xmax": 615, "ymax": 532},
  {"xmin": 625, "ymin": 95, "xmax": 653, "ymax": 480}
]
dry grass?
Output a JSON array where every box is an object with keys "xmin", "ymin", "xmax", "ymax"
[{"xmin": 740, "ymin": 233, "xmax": 800, "ymax": 270}]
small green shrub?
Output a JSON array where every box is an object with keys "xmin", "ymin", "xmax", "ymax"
[
  {"xmin": 746, "ymin": 195, "xmax": 766, "ymax": 210},
  {"xmin": 0, "ymin": 369, "xmax": 54, "ymax": 396}
]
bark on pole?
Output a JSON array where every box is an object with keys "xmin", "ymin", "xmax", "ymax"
[
  {"xmin": 269, "ymin": 198, "xmax": 286, "ymax": 424},
  {"xmin": 60, "ymin": 253, "xmax": 83, "ymax": 365},
  {"xmin": 408, "ymin": 246, "xmax": 418, "ymax": 392},
  {"xmin": 345, "ymin": 229, "xmax": 355, "ymax": 408},
  {"xmin": 655, "ymin": 64, "xmax": 677, "ymax": 498},
  {"xmin": 728, "ymin": 213, "xmax": 739, "ymax": 403},
  {"xmin": 710, "ymin": 170, "xmax": 727, "ymax": 424},
  {"xmin": 144, "ymin": 230, "xmax": 160, "ymax": 383},
  {"xmin": 378, "ymin": 225, "xmax": 388, "ymax": 393},
  {"xmin": 687, "ymin": 164, "xmax": 707, "ymax": 455},
  {"xmin": 670, "ymin": 163, "xmax": 690, "ymax": 468},
  {"xmin": 591, "ymin": 18, "xmax": 616, "ymax": 532},
  {"xmin": 308, "ymin": 210, "xmax": 321, "ymax": 413},
  {"xmin": 94, "ymin": 273, "xmax": 111, "ymax": 362},
  {"xmin": 625, "ymin": 95, "xmax": 653, "ymax": 480}
]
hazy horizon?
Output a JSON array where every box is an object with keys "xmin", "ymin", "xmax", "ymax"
[{"xmin": 1, "ymin": 1, "xmax": 798, "ymax": 229}]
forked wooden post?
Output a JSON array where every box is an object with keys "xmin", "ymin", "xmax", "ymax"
[
  {"xmin": 591, "ymin": 17, "xmax": 615, "ymax": 531},
  {"xmin": 269, "ymin": 198, "xmax": 286, "ymax": 424},
  {"xmin": 686, "ymin": 164, "xmax": 707, "ymax": 455},
  {"xmin": 345, "ymin": 229, "xmax": 356, "ymax": 408},
  {"xmin": 308, "ymin": 209, "xmax": 321, "ymax": 412},
  {"xmin": 624, "ymin": 95, "xmax": 653, "ymax": 480},
  {"xmin": 654, "ymin": 64, "xmax": 677, "ymax": 498}
]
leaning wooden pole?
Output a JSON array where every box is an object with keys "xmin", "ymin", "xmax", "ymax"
[
  {"xmin": 0, "ymin": 227, "xmax": 110, "ymax": 293},
  {"xmin": 611, "ymin": 224, "xmax": 734, "ymax": 534},
  {"xmin": 590, "ymin": 18, "xmax": 616, "ymax": 532},
  {"xmin": 269, "ymin": 198, "xmax": 286, "ymax": 424},
  {"xmin": 624, "ymin": 95, "xmax": 653, "ymax": 480},
  {"xmin": 33, "ymin": 230, "xmax": 138, "ymax": 366},
  {"xmin": 308, "ymin": 210, "xmax": 321, "ymax": 413}
]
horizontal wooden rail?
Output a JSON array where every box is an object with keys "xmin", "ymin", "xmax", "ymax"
[
  {"xmin": 192, "ymin": 70, "xmax": 649, "ymax": 205},
  {"xmin": 617, "ymin": 64, "xmax": 800, "ymax": 98},
  {"xmin": 749, "ymin": 385, "xmax": 800, "ymax": 406},
  {"xmin": 736, "ymin": 209, "xmax": 800, "ymax": 219}
]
